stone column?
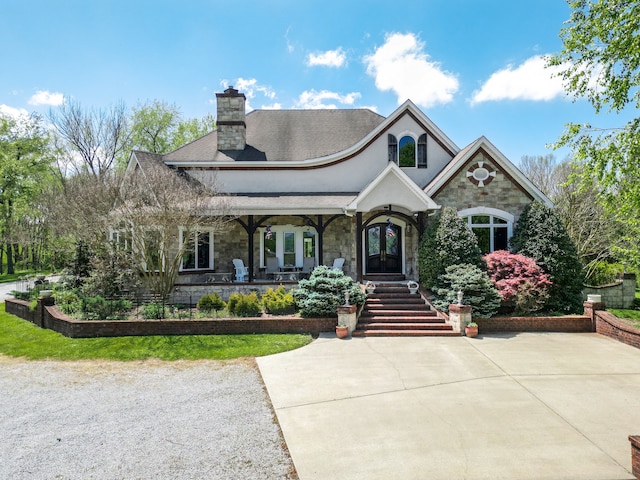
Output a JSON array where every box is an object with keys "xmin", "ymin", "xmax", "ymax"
[
  {"xmin": 584, "ymin": 298, "xmax": 605, "ymax": 332},
  {"xmin": 449, "ymin": 304, "xmax": 472, "ymax": 335},
  {"xmin": 337, "ymin": 304, "xmax": 357, "ymax": 334}
]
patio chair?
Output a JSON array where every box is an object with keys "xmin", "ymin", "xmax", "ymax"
[
  {"xmin": 330, "ymin": 257, "xmax": 345, "ymax": 272},
  {"xmin": 232, "ymin": 258, "xmax": 249, "ymax": 282},
  {"xmin": 265, "ymin": 257, "xmax": 280, "ymax": 280},
  {"xmin": 301, "ymin": 257, "xmax": 315, "ymax": 278}
]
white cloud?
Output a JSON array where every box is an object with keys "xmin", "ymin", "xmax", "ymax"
[
  {"xmin": 28, "ymin": 90, "xmax": 64, "ymax": 106},
  {"xmin": 0, "ymin": 104, "xmax": 29, "ymax": 120},
  {"xmin": 307, "ymin": 48, "xmax": 347, "ymax": 68},
  {"xmin": 217, "ymin": 78, "xmax": 276, "ymax": 111},
  {"xmin": 296, "ymin": 90, "xmax": 361, "ymax": 109},
  {"xmin": 471, "ymin": 55, "xmax": 566, "ymax": 105},
  {"xmin": 363, "ymin": 32, "xmax": 459, "ymax": 108}
]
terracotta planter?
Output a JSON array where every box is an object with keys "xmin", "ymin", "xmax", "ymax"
[
  {"xmin": 336, "ymin": 325, "xmax": 349, "ymax": 338},
  {"xmin": 465, "ymin": 325, "xmax": 478, "ymax": 338}
]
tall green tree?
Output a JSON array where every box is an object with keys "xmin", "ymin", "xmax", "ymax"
[
  {"xmin": 128, "ymin": 100, "xmax": 216, "ymax": 156},
  {"xmin": 418, "ymin": 207, "xmax": 483, "ymax": 289},
  {"xmin": 548, "ymin": 0, "xmax": 640, "ymax": 269},
  {"xmin": 510, "ymin": 201, "xmax": 584, "ymax": 313},
  {"xmin": 0, "ymin": 114, "xmax": 53, "ymax": 273}
]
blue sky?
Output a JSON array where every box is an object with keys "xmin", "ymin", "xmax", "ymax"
[{"xmin": 0, "ymin": 0, "xmax": 631, "ymax": 164}]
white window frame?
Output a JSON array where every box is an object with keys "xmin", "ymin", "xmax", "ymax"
[
  {"xmin": 458, "ymin": 207, "xmax": 514, "ymax": 252},
  {"xmin": 398, "ymin": 133, "xmax": 417, "ymax": 168},
  {"xmin": 259, "ymin": 225, "xmax": 318, "ymax": 268},
  {"xmin": 179, "ymin": 227, "xmax": 215, "ymax": 271}
]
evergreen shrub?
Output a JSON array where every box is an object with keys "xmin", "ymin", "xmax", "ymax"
[
  {"xmin": 197, "ymin": 293, "xmax": 226, "ymax": 314},
  {"xmin": 262, "ymin": 286, "xmax": 296, "ymax": 315},
  {"xmin": 418, "ymin": 207, "xmax": 483, "ymax": 289},
  {"xmin": 292, "ymin": 265, "xmax": 365, "ymax": 317},
  {"xmin": 432, "ymin": 263, "xmax": 501, "ymax": 318},
  {"xmin": 510, "ymin": 201, "xmax": 584, "ymax": 313},
  {"xmin": 227, "ymin": 292, "xmax": 262, "ymax": 317}
]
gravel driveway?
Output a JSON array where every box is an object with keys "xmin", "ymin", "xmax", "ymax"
[{"xmin": 0, "ymin": 356, "xmax": 297, "ymax": 480}]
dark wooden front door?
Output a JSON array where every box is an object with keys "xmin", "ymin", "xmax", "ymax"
[{"xmin": 366, "ymin": 223, "xmax": 402, "ymax": 273}]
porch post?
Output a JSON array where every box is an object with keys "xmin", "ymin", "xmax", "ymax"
[
  {"xmin": 247, "ymin": 215, "xmax": 255, "ymax": 282},
  {"xmin": 317, "ymin": 215, "xmax": 324, "ymax": 266},
  {"xmin": 356, "ymin": 212, "xmax": 363, "ymax": 282}
]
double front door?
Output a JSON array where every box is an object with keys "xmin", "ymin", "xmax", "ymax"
[{"xmin": 366, "ymin": 223, "xmax": 402, "ymax": 273}]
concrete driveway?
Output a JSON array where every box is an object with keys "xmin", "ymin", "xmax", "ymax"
[{"xmin": 257, "ymin": 332, "xmax": 640, "ymax": 480}]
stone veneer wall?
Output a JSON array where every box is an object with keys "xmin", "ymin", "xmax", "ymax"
[
  {"xmin": 583, "ymin": 273, "xmax": 637, "ymax": 309},
  {"xmin": 433, "ymin": 151, "xmax": 532, "ymax": 221}
]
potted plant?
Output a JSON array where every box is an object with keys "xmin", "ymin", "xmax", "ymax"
[
  {"xmin": 407, "ymin": 280, "xmax": 419, "ymax": 295},
  {"xmin": 465, "ymin": 321, "xmax": 478, "ymax": 338},
  {"xmin": 336, "ymin": 322, "xmax": 349, "ymax": 338}
]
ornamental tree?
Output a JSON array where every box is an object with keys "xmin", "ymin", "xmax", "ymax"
[{"xmin": 485, "ymin": 250, "xmax": 552, "ymax": 314}]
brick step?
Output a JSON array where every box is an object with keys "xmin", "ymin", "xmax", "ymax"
[
  {"xmin": 367, "ymin": 293, "xmax": 422, "ymax": 300},
  {"xmin": 357, "ymin": 322, "xmax": 452, "ymax": 330},
  {"xmin": 359, "ymin": 315, "xmax": 445, "ymax": 323},
  {"xmin": 352, "ymin": 329, "xmax": 459, "ymax": 337},
  {"xmin": 361, "ymin": 309, "xmax": 437, "ymax": 317}
]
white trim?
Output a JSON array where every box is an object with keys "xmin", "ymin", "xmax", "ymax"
[
  {"xmin": 179, "ymin": 226, "xmax": 215, "ymax": 271},
  {"xmin": 458, "ymin": 207, "xmax": 513, "ymax": 252},
  {"xmin": 425, "ymin": 136, "xmax": 553, "ymax": 207},
  {"xmin": 259, "ymin": 225, "xmax": 318, "ymax": 268},
  {"xmin": 165, "ymin": 100, "xmax": 460, "ymax": 169}
]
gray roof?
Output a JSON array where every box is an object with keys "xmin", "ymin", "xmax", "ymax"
[{"xmin": 163, "ymin": 108, "xmax": 385, "ymax": 163}]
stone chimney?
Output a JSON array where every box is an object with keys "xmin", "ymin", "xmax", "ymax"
[{"xmin": 216, "ymin": 86, "xmax": 246, "ymax": 151}]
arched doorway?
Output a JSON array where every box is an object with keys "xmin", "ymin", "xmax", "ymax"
[{"xmin": 365, "ymin": 222, "xmax": 402, "ymax": 274}]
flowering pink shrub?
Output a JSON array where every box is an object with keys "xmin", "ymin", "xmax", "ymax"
[{"xmin": 484, "ymin": 250, "xmax": 553, "ymax": 313}]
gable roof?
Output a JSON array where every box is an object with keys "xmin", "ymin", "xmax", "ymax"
[
  {"xmin": 344, "ymin": 162, "xmax": 440, "ymax": 215},
  {"xmin": 424, "ymin": 136, "xmax": 553, "ymax": 206}
]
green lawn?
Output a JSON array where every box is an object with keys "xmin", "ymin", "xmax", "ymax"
[{"xmin": 0, "ymin": 303, "xmax": 312, "ymax": 361}]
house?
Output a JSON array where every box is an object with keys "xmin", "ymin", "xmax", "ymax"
[{"xmin": 126, "ymin": 87, "xmax": 551, "ymax": 293}]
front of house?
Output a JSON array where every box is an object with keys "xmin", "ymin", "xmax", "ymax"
[{"xmin": 127, "ymin": 87, "xmax": 551, "ymax": 291}]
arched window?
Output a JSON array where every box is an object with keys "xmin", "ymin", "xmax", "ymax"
[
  {"xmin": 458, "ymin": 207, "xmax": 514, "ymax": 254},
  {"xmin": 398, "ymin": 135, "xmax": 416, "ymax": 167}
]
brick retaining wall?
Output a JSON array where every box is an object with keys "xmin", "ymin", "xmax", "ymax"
[
  {"xmin": 475, "ymin": 315, "xmax": 593, "ymax": 333},
  {"xmin": 5, "ymin": 298, "xmax": 335, "ymax": 338},
  {"xmin": 630, "ymin": 436, "xmax": 640, "ymax": 479},
  {"xmin": 594, "ymin": 309, "xmax": 640, "ymax": 350}
]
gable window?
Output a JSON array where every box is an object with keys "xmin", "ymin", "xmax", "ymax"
[
  {"xmin": 388, "ymin": 134, "xmax": 397, "ymax": 163},
  {"xmin": 398, "ymin": 136, "xmax": 416, "ymax": 167},
  {"xmin": 458, "ymin": 208, "xmax": 513, "ymax": 254},
  {"xmin": 417, "ymin": 133, "xmax": 427, "ymax": 168},
  {"xmin": 181, "ymin": 228, "xmax": 214, "ymax": 271}
]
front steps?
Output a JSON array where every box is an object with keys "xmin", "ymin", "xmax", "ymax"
[{"xmin": 352, "ymin": 283, "xmax": 458, "ymax": 337}]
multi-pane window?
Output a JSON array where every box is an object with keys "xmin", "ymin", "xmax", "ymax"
[
  {"xmin": 283, "ymin": 232, "xmax": 296, "ymax": 266},
  {"xmin": 261, "ymin": 226, "xmax": 317, "ymax": 268},
  {"xmin": 462, "ymin": 215, "xmax": 509, "ymax": 254},
  {"xmin": 181, "ymin": 229, "xmax": 213, "ymax": 270}
]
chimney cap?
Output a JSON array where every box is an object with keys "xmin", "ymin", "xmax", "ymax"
[{"xmin": 216, "ymin": 86, "xmax": 245, "ymax": 99}]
